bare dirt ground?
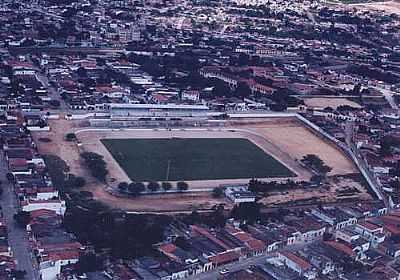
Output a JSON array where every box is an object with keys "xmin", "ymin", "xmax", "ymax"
[
  {"xmin": 348, "ymin": 1, "xmax": 400, "ymax": 14},
  {"xmin": 32, "ymin": 117, "xmax": 365, "ymax": 212},
  {"xmin": 232, "ymin": 118, "xmax": 358, "ymax": 175},
  {"xmin": 260, "ymin": 176, "xmax": 372, "ymax": 206},
  {"xmin": 302, "ymin": 97, "xmax": 362, "ymax": 110},
  {"xmin": 75, "ymin": 128, "xmax": 311, "ymax": 189},
  {"xmin": 32, "ymin": 120, "xmax": 232, "ymax": 212}
]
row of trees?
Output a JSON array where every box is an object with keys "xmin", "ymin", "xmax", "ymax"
[
  {"xmin": 43, "ymin": 155, "xmax": 86, "ymax": 192},
  {"xmin": 81, "ymin": 152, "xmax": 108, "ymax": 182},
  {"xmin": 248, "ymin": 178, "xmax": 298, "ymax": 193},
  {"xmin": 300, "ymin": 154, "xmax": 332, "ymax": 175},
  {"xmin": 118, "ymin": 181, "xmax": 189, "ymax": 196},
  {"xmin": 64, "ymin": 205, "xmax": 172, "ymax": 258}
]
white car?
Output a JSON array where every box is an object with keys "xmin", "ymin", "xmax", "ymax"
[{"xmin": 219, "ymin": 269, "xmax": 230, "ymax": 275}]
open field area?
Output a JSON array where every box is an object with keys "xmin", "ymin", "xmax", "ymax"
[
  {"xmin": 31, "ymin": 117, "xmax": 368, "ymax": 212},
  {"xmin": 233, "ymin": 118, "xmax": 358, "ymax": 175},
  {"xmin": 101, "ymin": 138, "xmax": 294, "ymax": 182},
  {"xmin": 344, "ymin": 0, "xmax": 400, "ymax": 14},
  {"xmin": 302, "ymin": 97, "xmax": 362, "ymax": 110}
]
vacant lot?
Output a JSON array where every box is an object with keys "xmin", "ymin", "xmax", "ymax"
[
  {"xmin": 302, "ymin": 97, "xmax": 362, "ymax": 110},
  {"xmin": 345, "ymin": 1, "xmax": 400, "ymax": 14},
  {"xmin": 102, "ymin": 138, "xmax": 294, "ymax": 182}
]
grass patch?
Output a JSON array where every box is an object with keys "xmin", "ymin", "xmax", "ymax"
[{"xmin": 101, "ymin": 138, "xmax": 294, "ymax": 181}]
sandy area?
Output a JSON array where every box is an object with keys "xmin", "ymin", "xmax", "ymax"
[
  {"xmin": 235, "ymin": 118, "xmax": 358, "ymax": 175},
  {"xmin": 348, "ymin": 1, "xmax": 400, "ymax": 14},
  {"xmin": 302, "ymin": 97, "xmax": 362, "ymax": 110},
  {"xmin": 261, "ymin": 176, "xmax": 371, "ymax": 206}
]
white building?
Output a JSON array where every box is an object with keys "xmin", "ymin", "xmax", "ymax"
[
  {"xmin": 107, "ymin": 103, "xmax": 209, "ymax": 119},
  {"xmin": 22, "ymin": 199, "xmax": 66, "ymax": 216},
  {"xmin": 224, "ymin": 185, "xmax": 256, "ymax": 203}
]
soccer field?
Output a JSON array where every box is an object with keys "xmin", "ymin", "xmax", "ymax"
[{"xmin": 101, "ymin": 138, "xmax": 294, "ymax": 182}]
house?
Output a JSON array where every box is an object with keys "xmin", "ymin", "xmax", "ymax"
[
  {"xmin": 39, "ymin": 250, "xmax": 80, "ymax": 280},
  {"xmin": 285, "ymin": 215, "xmax": 326, "ymax": 244},
  {"xmin": 225, "ymin": 225, "xmax": 266, "ymax": 256},
  {"xmin": 224, "ymin": 185, "xmax": 256, "ymax": 203},
  {"xmin": 209, "ymin": 251, "xmax": 240, "ymax": 267},
  {"xmin": 21, "ymin": 199, "xmax": 66, "ymax": 216},
  {"xmin": 354, "ymin": 221, "xmax": 385, "ymax": 247},
  {"xmin": 312, "ymin": 207, "xmax": 357, "ymax": 231},
  {"xmin": 278, "ymin": 251, "xmax": 317, "ymax": 279}
]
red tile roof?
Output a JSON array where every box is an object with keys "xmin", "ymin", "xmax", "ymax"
[
  {"xmin": 359, "ymin": 221, "xmax": 382, "ymax": 231},
  {"xmin": 209, "ymin": 251, "xmax": 240, "ymax": 265},
  {"xmin": 280, "ymin": 251, "xmax": 312, "ymax": 270},
  {"xmin": 158, "ymin": 243, "xmax": 177, "ymax": 254},
  {"xmin": 324, "ymin": 241, "xmax": 356, "ymax": 257}
]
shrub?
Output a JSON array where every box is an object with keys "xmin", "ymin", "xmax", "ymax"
[
  {"xmin": 177, "ymin": 181, "xmax": 189, "ymax": 191},
  {"xmin": 161, "ymin": 182, "xmax": 172, "ymax": 191},
  {"xmin": 147, "ymin": 181, "xmax": 160, "ymax": 192}
]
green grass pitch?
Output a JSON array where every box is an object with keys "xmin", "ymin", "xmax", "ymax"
[{"xmin": 101, "ymin": 138, "xmax": 294, "ymax": 182}]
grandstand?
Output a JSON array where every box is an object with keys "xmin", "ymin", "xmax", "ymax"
[
  {"xmin": 107, "ymin": 103, "xmax": 209, "ymax": 119},
  {"xmin": 89, "ymin": 103, "xmax": 210, "ymax": 127}
]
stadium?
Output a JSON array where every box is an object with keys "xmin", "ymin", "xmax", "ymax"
[{"xmin": 33, "ymin": 113, "xmax": 369, "ymax": 212}]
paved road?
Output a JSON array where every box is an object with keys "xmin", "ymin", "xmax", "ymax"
[
  {"xmin": 344, "ymin": 121, "xmax": 388, "ymax": 207},
  {"xmin": 373, "ymin": 86, "xmax": 399, "ymax": 110},
  {"xmin": 186, "ymin": 243, "xmax": 306, "ymax": 280},
  {"xmin": 0, "ymin": 153, "xmax": 38, "ymax": 279},
  {"xmin": 35, "ymin": 72, "xmax": 69, "ymax": 112},
  {"xmin": 186, "ymin": 253, "xmax": 269, "ymax": 280}
]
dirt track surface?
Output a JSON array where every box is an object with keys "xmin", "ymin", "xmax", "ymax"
[
  {"xmin": 348, "ymin": 1, "xmax": 400, "ymax": 14},
  {"xmin": 234, "ymin": 118, "xmax": 358, "ymax": 175},
  {"xmin": 302, "ymin": 97, "xmax": 362, "ymax": 110},
  {"xmin": 32, "ymin": 117, "xmax": 360, "ymax": 212}
]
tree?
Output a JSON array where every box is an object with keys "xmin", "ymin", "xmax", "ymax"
[
  {"xmin": 76, "ymin": 253, "xmax": 102, "ymax": 273},
  {"xmin": 134, "ymin": 182, "xmax": 146, "ymax": 193},
  {"xmin": 237, "ymin": 53, "xmax": 250, "ymax": 66},
  {"xmin": 64, "ymin": 175, "xmax": 86, "ymax": 189},
  {"xmin": 11, "ymin": 270, "xmax": 26, "ymax": 279},
  {"xmin": 127, "ymin": 182, "xmax": 145, "ymax": 196},
  {"xmin": 301, "ymin": 154, "xmax": 332, "ymax": 175},
  {"xmin": 310, "ymin": 175, "xmax": 324, "ymax": 185},
  {"xmin": 76, "ymin": 67, "xmax": 88, "ymax": 78},
  {"xmin": 212, "ymin": 187, "xmax": 224, "ymax": 198},
  {"xmin": 43, "ymin": 155, "xmax": 70, "ymax": 190},
  {"xmin": 65, "ymin": 133, "xmax": 77, "ymax": 141},
  {"xmin": 234, "ymin": 82, "xmax": 251, "ymax": 98},
  {"xmin": 81, "ymin": 152, "xmax": 108, "ymax": 182},
  {"xmin": 231, "ymin": 202, "xmax": 261, "ymax": 224},
  {"xmin": 161, "ymin": 182, "xmax": 172, "ymax": 192},
  {"xmin": 49, "ymin": 100, "xmax": 61, "ymax": 108},
  {"xmin": 14, "ymin": 211, "xmax": 31, "ymax": 227},
  {"xmin": 380, "ymin": 136, "xmax": 397, "ymax": 156},
  {"xmin": 147, "ymin": 181, "xmax": 160, "ymax": 192},
  {"xmin": 6, "ymin": 172, "xmax": 15, "ymax": 183},
  {"xmin": 74, "ymin": 177, "xmax": 86, "ymax": 188},
  {"xmin": 118, "ymin": 182, "xmax": 129, "ymax": 192},
  {"xmin": 211, "ymin": 81, "xmax": 231, "ymax": 97},
  {"xmin": 177, "ymin": 181, "xmax": 189, "ymax": 191}
]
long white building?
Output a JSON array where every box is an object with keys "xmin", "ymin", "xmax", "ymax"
[{"xmin": 107, "ymin": 103, "xmax": 209, "ymax": 119}]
